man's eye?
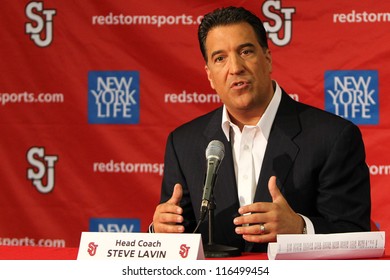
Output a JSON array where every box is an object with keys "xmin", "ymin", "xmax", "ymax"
[
  {"xmin": 214, "ymin": 56, "xmax": 224, "ymax": 63},
  {"xmin": 241, "ymin": 49, "xmax": 253, "ymax": 55}
]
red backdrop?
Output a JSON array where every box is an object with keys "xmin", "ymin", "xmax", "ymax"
[{"xmin": 1, "ymin": 0, "xmax": 389, "ymax": 248}]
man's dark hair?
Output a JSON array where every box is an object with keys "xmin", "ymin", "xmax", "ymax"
[{"xmin": 198, "ymin": 6, "xmax": 269, "ymax": 62}]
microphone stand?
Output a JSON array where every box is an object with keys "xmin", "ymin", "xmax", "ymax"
[{"xmin": 203, "ymin": 194, "xmax": 241, "ymax": 258}]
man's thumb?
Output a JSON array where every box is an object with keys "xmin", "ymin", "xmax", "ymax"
[
  {"xmin": 169, "ymin": 183, "xmax": 183, "ymax": 205},
  {"xmin": 268, "ymin": 176, "xmax": 283, "ymax": 202}
]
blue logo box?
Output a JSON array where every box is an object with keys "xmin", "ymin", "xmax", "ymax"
[
  {"xmin": 325, "ymin": 70, "xmax": 379, "ymax": 125},
  {"xmin": 89, "ymin": 218, "xmax": 141, "ymax": 232},
  {"xmin": 88, "ymin": 71, "xmax": 140, "ymax": 124}
]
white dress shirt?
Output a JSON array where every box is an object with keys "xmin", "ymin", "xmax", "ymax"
[{"xmin": 221, "ymin": 81, "xmax": 314, "ymax": 234}]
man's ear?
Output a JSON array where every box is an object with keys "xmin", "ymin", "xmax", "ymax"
[{"xmin": 205, "ymin": 65, "xmax": 215, "ymax": 89}]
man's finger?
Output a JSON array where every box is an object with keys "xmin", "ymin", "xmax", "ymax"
[
  {"xmin": 268, "ymin": 176, "xmax": 283, "ymax": 202},
  {"xmin": 168, "ymin": 183, "xmax": 183, "ymax": 205}
]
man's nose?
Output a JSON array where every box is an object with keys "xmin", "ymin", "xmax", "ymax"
[{"xmin": 229, "ymin": 55, "xmax": 245, "ymax": 75}]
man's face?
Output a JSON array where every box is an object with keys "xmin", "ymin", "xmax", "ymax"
[{"xmin": 204, "ymin": 22, "xmax": 273, "ymax": 117}]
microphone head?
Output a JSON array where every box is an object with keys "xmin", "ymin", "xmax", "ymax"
[{"xmin": 205, "ymin": 140, "xmax": 225, "ymax": 161}]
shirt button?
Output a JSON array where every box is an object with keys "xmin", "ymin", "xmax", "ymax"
[
  {"xmin": 243, "ymin": 175, "xmax": 248, "ymax": 180},
  {"xmin": 244, "ymin": 145, "xmax": 249, "ymax": 150}
]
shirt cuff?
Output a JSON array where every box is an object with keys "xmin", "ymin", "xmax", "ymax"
[
  {"xmin": 298, "ymin": 214, "xmax": 315, "ymax": 234},
  {"xmin": 148, "ymin": 223, "xmax": 155, "ymax": 233}
]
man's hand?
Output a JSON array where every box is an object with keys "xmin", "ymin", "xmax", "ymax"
[
  {"xmin": 233, "ymin": 176, "xmax": 305, "ymax": 243},
  {"xmin": 152, "ymin": 183, "xmax": 185, "ymax": 233}
]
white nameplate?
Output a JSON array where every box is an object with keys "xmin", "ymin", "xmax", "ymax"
[{"xmin": 77, "ymin": 232, "xmax": 204, "ymax": 260}]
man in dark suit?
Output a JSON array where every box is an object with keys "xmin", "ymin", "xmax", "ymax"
[{"xmin": 151, "ymin": 6, "xmax": 371, "ymax": 252}]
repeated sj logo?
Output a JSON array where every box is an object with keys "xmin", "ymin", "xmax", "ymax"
[
  {"xmin": 262, "ymin": 0, "xmax": 296, "ymax": 46},
  {"xmin": 26, "ymin": 147, "xmax": 59, "ymax": 194},
  {"xmin": 179, "ymin": 244, "xmax": 190, "ymax": 258},
  {"xmin": 25, "ymin": 1, "xmax": 57, "ymax": 47},
  {"xmin": 88, "ymin": 242, "xmax": 99, "ymax": 256}
]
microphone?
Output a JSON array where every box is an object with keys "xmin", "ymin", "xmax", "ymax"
[
  {"xmin": 197, "ymin": 140, "xmax": 240, "ymax": 258},
  {"xmin": 200, "ymin": 140, "xmax": 225, "ymax": 220}
]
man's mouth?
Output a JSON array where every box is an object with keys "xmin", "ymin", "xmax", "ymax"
[{"xmin": 231, "ymin": 81, "xmax": 249, "ymax": 88}]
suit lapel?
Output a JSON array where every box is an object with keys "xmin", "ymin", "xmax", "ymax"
[
  {"xmin": 255, "ymin": 91, "xmax": 301, "ymax": 202},
  {"xmin": 203, "ymin": 107, "xmax": 239, "ymax": 211},
  {"xmin": 202, "ymin": 93, "xmax": 302, "ymax": 207}
]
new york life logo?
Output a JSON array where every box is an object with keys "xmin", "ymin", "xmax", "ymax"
[
  {"xmin": 325, "ymin": 70, "xmax": 379, "ymax": 125},
  {"xmin": 89, "ymin": 218, "xmax": 141, "ymax": 232},
  {"xmin": 88, "ymin": 71, "xmax": 140, "ymax": 124}
]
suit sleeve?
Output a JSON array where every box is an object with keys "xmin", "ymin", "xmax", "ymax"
[{"xmin": 311, "ymin": 122, "xmax": 371, "ymax": 233}]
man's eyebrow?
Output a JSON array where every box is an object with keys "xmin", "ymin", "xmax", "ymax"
[
  {"xmin": 238, "ymin": 42, "xmax": 256, "ymax": 49},
  {"xmin": 210, "ymin": 49, "xmax": 224, "ymax": 60}
]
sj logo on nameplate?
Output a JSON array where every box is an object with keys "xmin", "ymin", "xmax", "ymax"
[{"xmin": 77, "ymin": 232, "xmax": 205, "ymax": 260}]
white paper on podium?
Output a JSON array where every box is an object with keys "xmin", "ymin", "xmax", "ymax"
[{"xmin": 268, "ymin": 231, "xmax": 385, "ymax": 260}]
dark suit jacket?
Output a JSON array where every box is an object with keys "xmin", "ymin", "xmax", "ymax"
[{"xmin": 160, "ymin": 90, "xmax": 371, "ymax": 252}]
